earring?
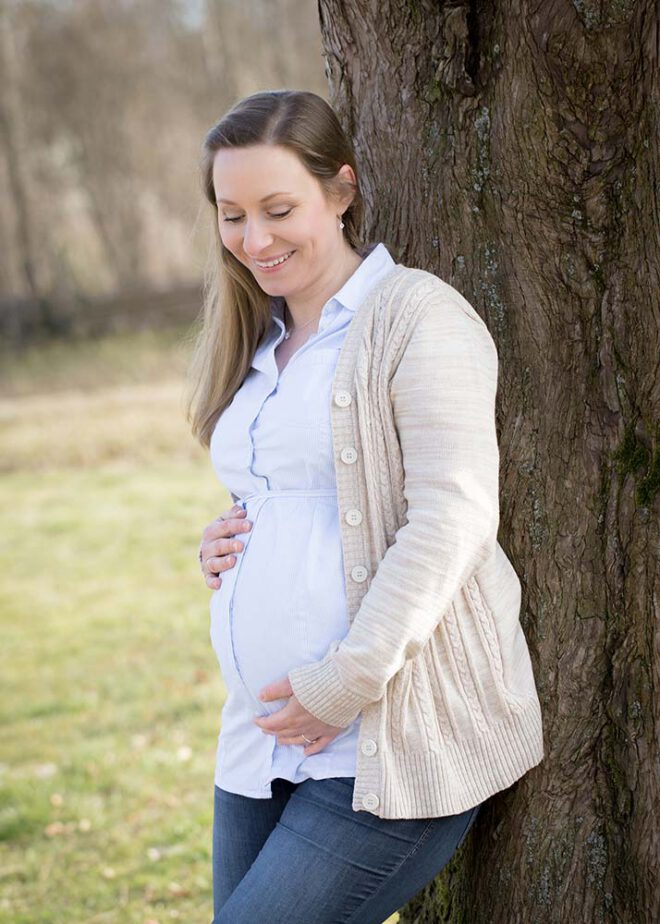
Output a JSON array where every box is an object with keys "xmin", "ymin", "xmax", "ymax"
[{"xmin": 338, "ymin": 215, "xmax": 345, "ymax": 230}]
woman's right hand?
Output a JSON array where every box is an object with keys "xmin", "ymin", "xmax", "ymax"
[{"xmin": 199, "ymin": 503, "xmax": 252, "ymax": 590}]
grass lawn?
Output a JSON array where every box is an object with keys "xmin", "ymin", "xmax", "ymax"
[{"xmin": 0, "ymin": 327, "xmax": 399, "ymax": 924}]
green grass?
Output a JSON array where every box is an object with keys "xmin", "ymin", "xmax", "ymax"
[
  {"xmin": 0, "ymin": 327, "xmax": 228, "ymax": 922},
  {"xmin": 0, "ymin": 326, "xmax": 399, "ymax": 924},
  {"xmin": 0, "ymin": 458, "xmax": 228, "ymax": 922}
]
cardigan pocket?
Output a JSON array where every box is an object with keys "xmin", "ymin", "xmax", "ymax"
[
  {"xmin": 461, "ymin": 574, "xmax": 529, "ymax": 716},
  {"xmin": 388, "ymin": 661, "xmax": 413, "ymax": 752},
  {"xmin": 389, "ymin": 656, "xmax": 444, "ymax": 754},
  {"xmin": 408, "ymin": 655, "xmax": 444, "ymax": 753}
]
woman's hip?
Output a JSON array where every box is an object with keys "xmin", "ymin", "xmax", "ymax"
[{"xmin": 212, "ymin": 775, "xmax": 483, "ymax": 924}]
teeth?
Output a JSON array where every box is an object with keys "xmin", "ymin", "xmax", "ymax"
[{"xmin": 256, "ymin": 251, "xmax": 293, "ymax": 268}]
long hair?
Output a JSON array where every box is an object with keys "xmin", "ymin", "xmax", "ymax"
[{"xmin": 183, "ymin": 89, "xmax": 366, "ymax": 449}]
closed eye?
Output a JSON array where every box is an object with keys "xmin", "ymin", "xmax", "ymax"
[{"xmin": 223, "ymin": 209, "xmax": 292, "ymax": 223}]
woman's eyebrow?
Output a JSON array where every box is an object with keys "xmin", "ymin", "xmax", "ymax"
[{"xmin": 217, "ymin": 191, "xmax": 294, "ymax": 205}]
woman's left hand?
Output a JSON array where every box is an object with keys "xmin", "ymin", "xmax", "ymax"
[{"xmin": 253, "ymin": 676, "xmax": 345, "ymax": 756}]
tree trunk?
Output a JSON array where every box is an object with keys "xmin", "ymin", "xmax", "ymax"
[
  {"xmin": 317, "ymin": 1, "xmax": 659, "ymax": 922},
  {"xmin": 0, "ymin": 1, "xmax": 40, "ymax": 299}
]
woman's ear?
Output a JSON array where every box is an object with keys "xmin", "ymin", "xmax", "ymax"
[{"xmin": 336, "ymin": 163, "xmax": 358, "ymax": 210}]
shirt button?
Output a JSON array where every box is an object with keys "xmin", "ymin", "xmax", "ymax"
[
  {"xmin": 351, "ymin": 565, "xmax": 368, "ymax": 583},
  {"xmin": 340, "ymin": 447, "xmax": 358, "ymax": 464},
  {"xmin": 362, "ymin": 793, "xmax": 380, "ymax": 811},
  {"xmin": 361, "ymin": 739, "xmax": 378, "ymax": 756},
  {"xmin": 334, "ymin": 390, "xmax": 352, "ymax": 407},
  {"xmin": 345, "ymin": 508, "xmax": 363, "ymax": 526}
]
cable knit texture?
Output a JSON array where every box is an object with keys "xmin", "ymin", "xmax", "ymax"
[{"xmin": 287, "ymin": 264, "xmax": 545, "ymax": 819}]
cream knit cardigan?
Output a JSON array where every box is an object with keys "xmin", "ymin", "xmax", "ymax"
[{"xmin": 286, "ymin": 263, "xmax": 545, "ymax": 819}]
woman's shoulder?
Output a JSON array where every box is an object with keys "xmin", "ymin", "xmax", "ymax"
[{"xmin": 386, "ymin": 264, "xmax": 490, "ymax": 335}]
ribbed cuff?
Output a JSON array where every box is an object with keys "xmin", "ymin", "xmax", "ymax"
[{"xmin": 287, "ymin": 641, "xmax": 367, "ymax": 728}]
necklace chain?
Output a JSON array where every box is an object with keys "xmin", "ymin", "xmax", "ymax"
[{"xmin": 283, "ymin": 305, "xmax": 319, "ymax": 340}]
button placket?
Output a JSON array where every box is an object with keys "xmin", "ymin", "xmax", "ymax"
[
  {"xmin": 351, "ymin": 565, "xmax": 368, "ymax": 583},
  {"xmin": 334, "ymin": 389, "xmax": 352, "ymax": 407},
  {"xmin": 340, "ymin": 446, "xmax": 358, "ymax": 464},
  {"xmin": 345, "ymin": 508, "xmax": 363, "ymax": 526},
  {"xmin": 334, "ymin": 370, "xmax": 377, "ymax": 806},
  {"xmin": 336, "ymin": 397, "xmax": 363, "ymax": 528}
]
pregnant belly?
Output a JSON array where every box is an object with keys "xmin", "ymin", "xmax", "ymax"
[{"xmin": 209, "ymin": 496, "xmax": 350, "ymax": 709}]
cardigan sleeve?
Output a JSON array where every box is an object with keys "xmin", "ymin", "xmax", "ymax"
[{"xmin": 287, "ymin": 293, "xmax": 501, "ymax": 728}]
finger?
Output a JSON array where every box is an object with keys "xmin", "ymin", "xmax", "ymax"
[
  {"xmin": 203, "ymin": 516, "xmax": 252, "ymax": 547},
  {"xmin": 219, "ymin": 503, "xmax": 243, "ymax": 520},
  {"xmin": 257, "ymin": 721, "xmax": 293, "ymax": 737},
  {"xmin": 202, "ymin": 509, "xmax": 248, "ymax": 542},
  {"xmin": 205, "ymin": 553, "xmax": 237, "ymax": 576},
  {"xmin": 274, "ymin": 732, "xmax": 313, "ymax": 745},
  {"xmin": 302, "ymin": 735, "xmax": 332, "ymax": 756},
  {"xmin": 276, "ymin": 735, "xmax": 300, "ymax": 745},
  {"xmin": 267, "ymin": 717, "xmax": 313, "ymax": 739},
  {"xmin": 200, "ymin": 533, "xmax": 247, "ymax": 584},
  {"xmin": 210, "ymin": 536, "xmax": 246, "ymax": 558},
  {"xmin": 277, "ymin": 735, "xmax": 330, "ymax": 754},
  {"xmin": 202, "ymin": 517, "xmax": 239, "ymax": 542}
]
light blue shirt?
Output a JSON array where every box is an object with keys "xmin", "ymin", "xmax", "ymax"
[{"xmin": 209, "ymin": 242, "xmax": 397, "ymax": 797}]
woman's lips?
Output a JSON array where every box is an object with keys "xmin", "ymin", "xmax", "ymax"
[{"xmin": 254, "ymin": 251, "xmax": 296, "ymax": 272}]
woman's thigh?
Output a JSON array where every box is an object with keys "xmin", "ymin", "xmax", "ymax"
[
  {"xmin": 212, "ymin": 775, "xmax": 483, "ymax": 924},
  {"xmin": 212, "ymin": 777, "xmax": 297, "ymax": 914}
]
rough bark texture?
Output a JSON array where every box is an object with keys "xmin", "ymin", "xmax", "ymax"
[{"xmin": 317, "ymin": 1, "xmax": 659, "ymax": 922}]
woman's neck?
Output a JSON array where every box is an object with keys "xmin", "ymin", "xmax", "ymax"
[{"xmin": 283, "ymin": 246, "xmax": 364, "ymax": 331}]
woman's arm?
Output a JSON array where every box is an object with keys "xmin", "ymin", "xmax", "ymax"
[{"xmin": 287, "ymin": 293, "xmax": 501, "ymax": 728}]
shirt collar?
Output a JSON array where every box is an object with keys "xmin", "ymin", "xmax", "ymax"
[
  {"xmin": 252, "ymin": 242, "xmax": 394, "ymax": 370},
  {"xmin": 322, "ymin": 241, "xmax": 395, "ymax": 314}
]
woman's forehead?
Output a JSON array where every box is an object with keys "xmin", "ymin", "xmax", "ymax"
[{"xmin": 213, "ymin": 145, "xmax": 307, "ymax": 192}]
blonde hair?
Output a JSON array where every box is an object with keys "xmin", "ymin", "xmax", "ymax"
[{"xmin": 184, "ymin": 89, "xmax": 365, "ymax": 448}]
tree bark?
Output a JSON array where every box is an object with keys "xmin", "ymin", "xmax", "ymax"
[
  {"xmin": 317, "ymin": 1, "xmax": 659, "ymax": 921},
  {"xmin": 0, "ymin": 1, "xmax": 40, "ymax": 299}
]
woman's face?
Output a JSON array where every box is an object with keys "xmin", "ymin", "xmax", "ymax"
[{"xmin": 212, "ymin": 143, "xmax": 352, "ymax": 296}]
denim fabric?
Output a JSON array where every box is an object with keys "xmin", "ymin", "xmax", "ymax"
[{"xmin": 211, "ymin": 776, "xmax": 483, "ymax": 924}]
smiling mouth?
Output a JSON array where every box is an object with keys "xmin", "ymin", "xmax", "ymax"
[{"xmin": 254, "ymin": 251, "xmax": 296, "ymax": 269}]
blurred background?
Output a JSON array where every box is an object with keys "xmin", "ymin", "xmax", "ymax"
[{"xmin": 0, "ymin": 2, "xmax": 361, "ymax": 922}]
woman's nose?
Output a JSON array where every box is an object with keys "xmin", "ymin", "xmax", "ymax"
[{"xmin": 243, "ymin": 219, "xmax": 274, "ymax": 257}]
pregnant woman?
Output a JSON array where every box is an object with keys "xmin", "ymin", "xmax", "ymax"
[{"xmin": 186, "ymin": 89, "xmax": 545, "ymax": 924}]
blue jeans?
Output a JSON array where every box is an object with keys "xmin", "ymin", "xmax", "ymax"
[{"xmin": 211, "ymin": 776, "xmax": 483, "ymax": 923}]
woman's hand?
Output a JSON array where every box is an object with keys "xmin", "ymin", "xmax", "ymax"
[
  {"xmin": 253, "ymin": 676, "xmax": 346, "ymax": 756},
  {"xmin": 199, "ymin": 503, "xmax": 252, "ymax": 590}
]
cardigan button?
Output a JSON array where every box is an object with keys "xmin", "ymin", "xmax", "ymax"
[
  {"xmin": 340, "ymin": 447, "xmax": 358, "ymax": 464},
  {"xmin": 345, "ymin": 508, "xmax": 363, "ymax": 526},
  {"xmin": 362, "ymin": 793, "xmax": 380, "ymax": 811},
  {"xmin": 334, "ymin": 390, "xmax": 352, "ymax": 407},
  {"xmin": 351, "ymin": 565, "xmax": 368, "ymax": 583},
  {"xmin": 361, "ymin": 738, "xmax": 378, "ymax": 756}
]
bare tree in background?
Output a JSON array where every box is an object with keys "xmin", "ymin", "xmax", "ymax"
[
  {"xmin": 316, "ymin": 1, "xmax": 659, "ymax": 922},
  {"xmin": 0, "ymin": 0, "xmax": 40, "ymax": 298},
  {"xmin": 0, "ymin": 0, "xmax": 325, "ymax": 302}
]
